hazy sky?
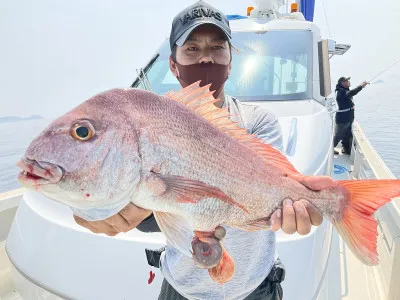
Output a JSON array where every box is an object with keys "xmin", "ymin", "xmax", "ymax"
[{"xmin": 1, "ymin": 0, "xmax": 399, "ymax": 118}]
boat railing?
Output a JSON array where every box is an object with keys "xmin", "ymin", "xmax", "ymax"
[
  {"xmin": 350, "ymin": 121, "xmax": 396, "ymax": 180},
  {"xmin": 0, "ymin": 189, "xmax": 23, "ymax": 242},
  {"xmin": 350, "ymin": 121, "xmax": 400, "ymax": 299}
]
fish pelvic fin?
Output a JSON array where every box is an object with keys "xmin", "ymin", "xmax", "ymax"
[
  {"xmin": 153, "ymin": 211, "xmax": 193, "ymax": 257},
  {"xmin": 166, "ymin": 82, "xmax": 299, "ymax": 176},
  {"xmin": 334, "ymin": 179, "xmax": 400, "ymax": 265}
]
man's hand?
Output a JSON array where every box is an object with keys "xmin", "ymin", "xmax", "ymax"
[
  {"xmin": 361, "ymin": 81, "xmax": 368, "ymax": 88},
  {"xmin": 73, "ymin": 203, "xmax": 152, "ymax": 236},
  {"xmin": 270, "ymin": 199, "xmax": 323, "ymax": 235},
  {"xmin": 270, "ymin": 175, "xmax": 335, "ymax": 235}
]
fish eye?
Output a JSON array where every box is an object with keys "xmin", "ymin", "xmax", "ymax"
[{"xmin": 70, "ymin": 121, "xmax": 95, "ymax": 141}]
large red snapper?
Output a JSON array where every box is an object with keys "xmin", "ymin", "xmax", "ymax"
[{"xmin": 17, "ymin": 82, "xmax": 400, "ymax": 284}]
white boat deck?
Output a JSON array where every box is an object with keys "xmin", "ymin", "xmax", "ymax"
[
  {"xmin": 1, "ymin": 291, "xmax": 19, "ymax": 300},
  {"xmin": 1, "ymin": 242, "xmax": 19, "ymax": 300}
]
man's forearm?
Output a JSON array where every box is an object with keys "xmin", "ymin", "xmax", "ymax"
[{"xmin": 347, "ymin": 85, "xmax": 363, "ymax": 97}]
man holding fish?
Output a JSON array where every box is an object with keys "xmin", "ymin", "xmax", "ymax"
[
  {"xmin": 73, "ymin": 2, "xmax": 329, "ymax": 299},
  {"xmin": 17, "ymin": 1, "xmax": 400, "ymax": 300}
]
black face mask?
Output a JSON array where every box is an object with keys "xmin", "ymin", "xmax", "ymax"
[{"xmin": 175, "ymin": 62, "xmax": 230, "ymax": 98}]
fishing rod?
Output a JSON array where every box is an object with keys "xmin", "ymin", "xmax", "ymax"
[{"xmin": 367, "ymin": 59, "xmax": 400, "ymax": 84}]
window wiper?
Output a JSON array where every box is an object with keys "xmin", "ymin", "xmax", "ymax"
[{"xmin": 130, "ymin": 53, "xmax": 160, "ymax": 90}]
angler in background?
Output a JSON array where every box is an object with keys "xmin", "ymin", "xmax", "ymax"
[{"xmin": 333, "ymin": 77, "xmax": 368, "ymax": 155}]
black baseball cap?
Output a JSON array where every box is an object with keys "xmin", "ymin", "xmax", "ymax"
[
  {"xmin": 338, "ymin": 76, "xmax": 351, "ymax": 84},
  {"xmin": 169, "ymin": 0, "xmax": 232, "ymax": 50}
]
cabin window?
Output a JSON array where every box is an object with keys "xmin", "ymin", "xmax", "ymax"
[{"xmin": 133, "ymin": 30, "xmax": 313, "ymax": 101}]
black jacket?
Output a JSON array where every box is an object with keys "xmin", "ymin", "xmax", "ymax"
[
  {"xmin": 136, "ymin": 213, "xmax": 161, "ymax": 232},
  {"xmin": 335, "ymin": 84, "xmax": 363, "ymax": 124}
]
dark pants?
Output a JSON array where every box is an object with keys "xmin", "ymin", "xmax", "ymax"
[
  {"xmin": 333, "ymin": 122, "xmax": 353, "ymax": 153},
  {"xmin": 157, "ymin": 259, "xmax": 285, "ymax": 300}
]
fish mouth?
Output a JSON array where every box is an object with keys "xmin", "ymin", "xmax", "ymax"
[{"xmin": 16, "ymin": 158, "xmax": 63, "ymax": 187}]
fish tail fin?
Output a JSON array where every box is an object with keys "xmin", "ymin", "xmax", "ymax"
[{"xmin": 334, "ymin": 180, "xmax": 400, "ymax": 265}]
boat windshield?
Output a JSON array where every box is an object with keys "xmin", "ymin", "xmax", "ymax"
[{"xmin": 133, "ymin": 30, "xmax": 313, "ymax": 101}]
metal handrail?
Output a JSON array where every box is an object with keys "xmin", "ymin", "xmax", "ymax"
[{"xmin": 351, "ymin": 121, "xmax": 396, "ymax": 180}]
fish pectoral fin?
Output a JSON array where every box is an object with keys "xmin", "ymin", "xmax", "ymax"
[
  {"xmin": 153, "ymin": 211, "xmax": 194, "ymax": 257},
  {"xmin": 155, "ymin": 173, "xmax": 248, "ymax": 213},
  {"xmin": 234, "ymin": 217, "xmax": 272, "ymax": 232}
]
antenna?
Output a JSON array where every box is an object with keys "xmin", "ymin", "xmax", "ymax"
[{"xmin": 249, "ymin": 0, "xmax": 280, "ymax": 19}]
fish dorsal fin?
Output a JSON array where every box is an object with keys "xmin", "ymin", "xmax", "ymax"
[{"xmin": 166, "ymin": 82, "xmax": 299, "ymax": 175}]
